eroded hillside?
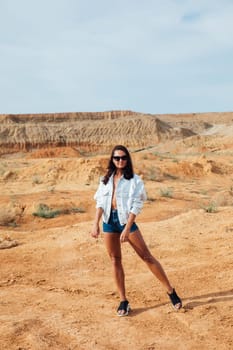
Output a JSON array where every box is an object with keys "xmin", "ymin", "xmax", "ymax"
[
  {"xmin": 0, "ymin": 110, "xmax": 197, "ymax": 155},
  {"xmin": 1, "ymin": 110, "xmax": 233, "ymax": 157}
]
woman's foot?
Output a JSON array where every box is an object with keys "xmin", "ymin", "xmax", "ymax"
[
  {"xmin": 117, "ymin": 300, "xmax": 131, "ymax": 316},
  {"xmin": 167, "ymin": 289, "xmax": 182, "ymax": 310}
]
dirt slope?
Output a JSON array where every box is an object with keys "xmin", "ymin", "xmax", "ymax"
[{"xmin": 0, "ymin": 110, "xmax": 233, "ymax": 349}]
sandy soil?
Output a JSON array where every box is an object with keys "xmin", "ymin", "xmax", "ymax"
[{"xmin": 1, "ymin": 129, "xmax": 233, "ymax": 349}]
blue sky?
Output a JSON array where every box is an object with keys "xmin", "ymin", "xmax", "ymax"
[{"xmin": 0, "ymin": 0, "xmax": 233, "ymax": 115}]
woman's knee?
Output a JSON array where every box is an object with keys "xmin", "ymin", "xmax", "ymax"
[{"xmin": 109, "ymin": 254, "xmax": 122, "ymax": 267}]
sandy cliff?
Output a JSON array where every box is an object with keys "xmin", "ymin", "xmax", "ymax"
[
  {"xmin": 0, "ymin": 110, "xmax": 197, "ymax": 154},
  {"xmin": 1, "ymin": 110, "xmax": 233, "ymax": 156}
]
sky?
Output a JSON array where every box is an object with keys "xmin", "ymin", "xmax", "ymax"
[{"xmin": 0, "ymin": 0, "xmax": 233, "ymax": 115}]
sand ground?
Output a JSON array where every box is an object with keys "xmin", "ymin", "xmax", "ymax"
[{"xmin": 0, "ymin": 140, "xmax": 233, "ymax": 350}]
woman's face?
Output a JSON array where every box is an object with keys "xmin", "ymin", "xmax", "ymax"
[{"xmin": 112, "ymin": 149, "xmax": 128, "ymax": 170}]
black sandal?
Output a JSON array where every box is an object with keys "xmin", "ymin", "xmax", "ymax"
[
  {"xmin": 167, "ymin": 289, "xmax": 182, "ymax": 310},
  {"xmin": 117, "ymin": 300, "xmax": 131, "ymax": 316}
]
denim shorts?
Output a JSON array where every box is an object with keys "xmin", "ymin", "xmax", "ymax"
[{"xmin": 103, "ymin": 209, "xmax": 138, "ymax": 233}]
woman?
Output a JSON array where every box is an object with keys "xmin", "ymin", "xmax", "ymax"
[{"xmin": 91, "ymin": 145, "xmax": 182, "ymax": 316}]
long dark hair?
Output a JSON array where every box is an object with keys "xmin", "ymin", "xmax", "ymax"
[{"xmin": 102, "ymin": 145, "xmax": 134, "ymax": 184}]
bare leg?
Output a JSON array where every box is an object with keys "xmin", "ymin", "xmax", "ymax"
[
  {"xmin": 128, "ymin": 229, "xmax": 173, "ymax": 293},
  {"xmin": 104, "ymin": 233, "xmax": 127, "ymax": 303},
  {"xmin": 128, "ymin": 229, "xmax": 182, "ymax": 309}
]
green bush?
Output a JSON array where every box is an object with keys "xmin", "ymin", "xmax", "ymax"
[
  {"xmin": 203, "ymin": 202, "xmax": 217, "ymax": 213},
  {"xmin": 71, "ymin": 207, "xmax": 85, "ymax": 213},
  {"xmin": 33, "ymin": 204, "xmax": 61, "ymax": 219},
  {"xmin": 33, "ymin": 204, "xmax": 85, "ymax": 219},
  {"xmin": 145, "ymin": 166, "xmax": 160, "ymax": 181},
  {"xmin": 159, "ymin": 188, "xmax": 173, "ymax": 198}
]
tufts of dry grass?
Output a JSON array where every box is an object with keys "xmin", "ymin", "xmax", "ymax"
[{"xmin": 0, "ymin": 202, "xmax": 24, "ymax": 226}]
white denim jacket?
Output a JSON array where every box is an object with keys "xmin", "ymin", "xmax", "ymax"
[{"xmin": 94, "ymin": 173, "xmax": 147, "ymax": 225}]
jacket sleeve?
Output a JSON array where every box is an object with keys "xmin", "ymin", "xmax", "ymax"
[
  {"xmin": 129, "ymin": 176, "xmax": 147, "ymax": 215},
  {"xmin": 93, "ymin": 178, "xmax": 104, "ymax": 209}
]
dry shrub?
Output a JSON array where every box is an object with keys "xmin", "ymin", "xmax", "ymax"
[
  {"xmin": 0, "ymin": 202, "xmax": 25, "ymax": 226},
  {"xmin": 0, "ymin": 236, "xmax": 19, "ymax": 249}
]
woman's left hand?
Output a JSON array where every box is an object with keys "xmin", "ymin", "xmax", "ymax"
[{"xmin": 120, "ymin": 228, "xmax": 130, "ymax": 243}]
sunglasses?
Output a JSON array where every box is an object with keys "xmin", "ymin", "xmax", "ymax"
[{"xmin": 113, "ymin": 155, "xmax": 128, "ymax": 161}]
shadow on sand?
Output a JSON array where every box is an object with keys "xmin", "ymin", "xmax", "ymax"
[
  {"xmin": 184, "ymin": 288, "xmax": 233, "ymax": 310},
  {"xmin": 128, "ymin": 289, "xmax": 233, "ymax": 316}
]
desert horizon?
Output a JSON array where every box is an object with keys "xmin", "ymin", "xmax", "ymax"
[{"xmin": 0, "ymin": 110, "xmax": 233, "ymax": 349}]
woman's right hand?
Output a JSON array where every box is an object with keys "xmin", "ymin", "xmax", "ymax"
[{"xmin": 91, "ymin": 224, "xmax": 100, "ymax": 238}]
